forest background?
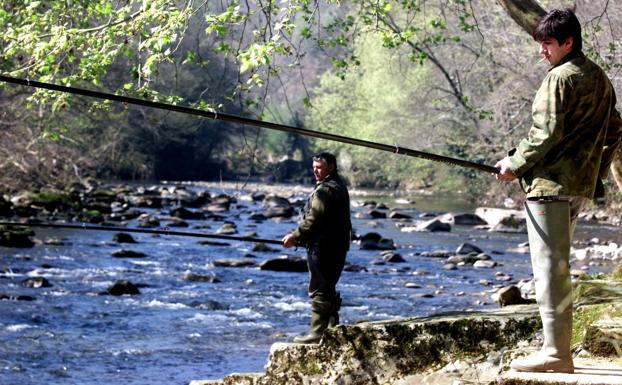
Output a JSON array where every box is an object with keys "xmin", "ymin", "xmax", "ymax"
[{"xmin": 1, "ymin": 0, "xmax": 621, "ymax": 206}]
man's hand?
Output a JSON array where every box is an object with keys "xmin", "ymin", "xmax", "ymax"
[
  {"xmin": 282, "ymin": 233, "xmax": 296, "ymax": 248},
  {"xmin": 494, "ymin": 157, "xmax": 517, "ymax": 181}
]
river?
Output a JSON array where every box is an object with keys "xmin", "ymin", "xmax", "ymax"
[{"xmin": 0, "ymin": 181, "xmax": 619, "ymax": 385}]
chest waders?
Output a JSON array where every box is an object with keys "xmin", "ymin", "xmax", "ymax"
[{"xmin": 510, "ymin": 199, "xmax": 574, "ymax": 373}]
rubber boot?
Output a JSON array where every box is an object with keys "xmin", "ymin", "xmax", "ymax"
[
  {"xmin": 327, "ymin": 292, "xmax": 341, "ymax": 328},
  {"xmin": 293, "ymin": 296, "xmax": 332, "ymax": 344},
  {"xmin": 510, "ymin": 199, "xmax": 574, "ymax": 373}
]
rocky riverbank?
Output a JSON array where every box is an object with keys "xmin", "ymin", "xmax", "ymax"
[{"xmin": 192, "ymin": 268, "xmax": 622, "ymax": 385}]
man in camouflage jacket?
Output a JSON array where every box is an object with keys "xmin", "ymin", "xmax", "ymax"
[
  {"xmin": 495, "ymin": 9, "xmax": 622, "ymax": 373},
  {"xmin": 282, "ymin": 152, "xmax": 351, "ymax": 344}
]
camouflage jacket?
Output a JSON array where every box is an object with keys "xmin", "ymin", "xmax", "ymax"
[
  {"xmin": 506, "ymin": 51, "xmax": 622, "ymax": 199},
  {"xmin": 292, "ymin": 173, "xmax": 351, "ymax": 254}
]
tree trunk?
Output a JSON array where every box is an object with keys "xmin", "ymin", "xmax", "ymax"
[
  {"xmin": 496, "ymin": 0, "xmax": 545, "ymax": 34},
  {"xmin": 498, "ymin": 0, "xmax": 622, "ymax": 193}
]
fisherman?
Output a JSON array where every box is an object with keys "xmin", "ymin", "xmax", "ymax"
[
  {"xmin": 282, "ymin": 152, "xmax": 352, "ymax": 344},
  {"xmin": 494, "ymin": 8, "xmax": 622, "ymax": 373}
]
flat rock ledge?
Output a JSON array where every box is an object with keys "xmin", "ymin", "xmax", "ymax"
[
  {"xmin": 498, "ymin": 357, "xmax": 622, "ymax": 385},
  {"xmin": 191, "ymin": 306, "xmax": 545, "ymax": 385}
]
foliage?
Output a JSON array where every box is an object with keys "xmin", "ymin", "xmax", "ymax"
[{"xmin": 0, "ymin": 0, "xmax": 621, "ymax": 202}]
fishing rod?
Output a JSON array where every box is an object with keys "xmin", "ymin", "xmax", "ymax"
[
  {"xmin": 0, "ymin": 75, "xmax": 499, "ymax": 174},
  {"xmin": 0, "ymin": 221, "xmax": 283, "ymax": 245}
]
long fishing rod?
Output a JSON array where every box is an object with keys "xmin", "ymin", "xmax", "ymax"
[
  {"xmin": 0, "ymin": 221, "xmax": 283, "ymax": 245},
  {"xmin": 0, "ymin": 75, "xmax": 499, "ymax": 174}
]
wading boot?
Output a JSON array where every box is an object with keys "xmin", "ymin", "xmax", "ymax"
[
  {"xmin": 510, "ymin": 199, "xmax": 574, "ymax": 373},
  {"xmin": 327, "ymin": 292, "xmax": 342, "ymax": 328},
  {"xmin": 293, "ymin": 296, "xmax": 332, "ymax": 344}
]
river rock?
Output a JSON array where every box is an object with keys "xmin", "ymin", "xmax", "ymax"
[
  {"xmin": 206, "ymin": 195, "xmax": 233, "ymax": 212},
  {"xmin": 406, "ymin": 218, "xmax": 451, "ymax": 232},
  {"xmin": 21, "ymin": 277, "xmax": 52, "ymax": 288},
  {"xmin": 107, "ymin": 280, "xmax": 140, "ymax": 295},
  {"xmin": 252, "ymin": 242, "xmax": 279, "ymax": 252},
  {"xmin": 381, "ymin": 251, "xmax": 405, "ymax": 263},
  {"xmin": 212, "ymin": 258, "xmax": 256, "ymax": 268},
  {"xmin": 170, "ymin": 207, "xmax": 205, "ymax": 220},
  {"xmin": 492, "ymin": 285, "xmax": 533, "ymax": 307},
  {"xmin": 506, "ymin": 241, "xmax": 530, "ymax": 254},
  {"xmin": 112, "ymin": 249, "xmax": 146, "ymax": 258},
  {"xmin": 344, "ymin": 263, "xmax": 367, "ymax": 272},
  {"xmin": 439, "ymin": 213, "xmax": 487, "ymax": 225},
  {"xmin": 446, "ymin": 254, "xmax": 480, "ymax": 265},
  {"xmin": 263, "ymin": 206, "xmax": 295, "ymax": 218},
  {"xmin": 217, "ymin": 222, "xmax": 237, "ymax": 234},
  {"xmin": 137, "ymin": 214, "xmax": 160, "ymax": 228},
  {"xmin": 189, "ymin": 300, "xmax": 228, "ymax": 310},
  {"xmin": 367, "ymin": 209, "xmax": 387, "ymax": 219},
  {"xmin": 248, "ymin": 212, "xmax": 267, "ymax": 221},
  {"xmin": 113, "ymin": 233, "xmax": 137, "ymax": 244},
  {"xmin": 475, "ymin": 207, "xmax": 525, "ymax": 226},
  {"xmin": 388, "ymin": 211, "xmax": 412, "ymax": 220},
  {"xmin": 198, "ymin": 240, "xmax": 231, "ymax": 247},
  {"xmin": 490, "ymin": 216, "xmax": 527, "ymax": 233},
  {"xmin": 183, "ymin": 272, "xmax": 221, "ymax": 283},
  {"xmin": 263, "ymin": 194, "xmax": 291, "ymax": 208},
  {"xmin": 456, "ymin": 242, "xmax": 483, "ymax": 255},
  {"xmin": 0, "ymin": 226, "xmax": 35, "ymax": 248},
  {"xmin": 359, "ymin": 232, "xmax": 396, "ymax": 250},
  {"xmin": 0, "ymin": 293, "xmax": 35, "ymax": 301},
  {"xmin": 473, "ymin": 260, "xmax": 497, "ymax": 268},
  {"xmin": 420, "ymin": 250, "xmax": 453, "ymax": 258},
  {"xmin": 259, "ymin": 256, "xmax": 307, "ymax": 272},
  {"xmin": 443, "ymin": 263, "xmax": 457, "ymax": 270},
  {"xmin": 166, "ymin": 218, "xmax": 189, "ymax": 227}
]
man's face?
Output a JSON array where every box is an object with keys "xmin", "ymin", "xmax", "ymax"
[
  {"xmin": 312, "ymin": 159, "xmax": 334, "ymax": 182},
  {"xmin": 539, "ymin": 37, "xmax": 573, "ymax": 66}
]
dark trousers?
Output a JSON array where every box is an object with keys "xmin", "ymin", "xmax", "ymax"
[{"xmin": 306, "ymin": 244, "xmax": 346, "ymax": 299}]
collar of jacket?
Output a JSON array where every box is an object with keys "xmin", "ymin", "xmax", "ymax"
[
  {"xmin": 549, "ymin": 50, "xmax": 584, "ymax": 71},
  {"xmin": 316, "ymin": 172, "xmax": 338, "ymax": 185}
]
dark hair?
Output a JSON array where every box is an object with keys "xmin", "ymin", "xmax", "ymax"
[
  {"xmin": 313, "ymin": 152, "xmax": 337, "ymax": 169},
  {"xmin": 533, "ymin": 8, "xmax": 582, "ymax": 52}
]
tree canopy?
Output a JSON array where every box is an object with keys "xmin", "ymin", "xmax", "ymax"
[{"xmin": 1, "ymin": 0, "xmax": 621, "ymax": 203}]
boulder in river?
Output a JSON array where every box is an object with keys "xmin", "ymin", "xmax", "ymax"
[
  {"xmin": 438, "ymin": 212, "xmax": 487, "ymax": 226},
  {"xmin": 259, "ymin": 256, "xmax": 308, "ymax": 272},
  {"xmin": 0, "ymin": 226, "xmax": 35, "ymax": 248},
  {"xmin": 112, "ymin": 233, "xmax": 137, "ymax": 244},
  {"xmin": 359, "ymin": 232, "xmax": 396, "ymax": 250},
  {"xmin": 183, "ymin": 272, "xmax": 221, "ymax": 283},
  {"xmin": 21, "ymin": 277, "xmax": 52, "ymax": 288},
  {"xmin": 170, "ymin": 207, "xmax": 205, "ymax": 220},
  {"xmin": 456, "ymin": 242, "xmax": 483, "ymax": 255},
  {"xmin": 112, "ymin": 249, "xmax": 147, "ymax": 258},
  {"xmin": 381, "ymin": 251, "xmax": 405, "ymax": 263},
  {"xmin": 252, "ymin": 242, "xmax": 279, "ymax": 253},
  {"xmin": 106, "ymin": 280, "xmax": 140, "ymax": 295},
  {"xmin": 212, "ymin": 258, "xmax": 256, "ymax": 268},
  {"xmin": 263, "ymin": 206, "xmax": 295, "ymax": 219},
  {"xmin": 492, "ymin": 285, "xmax": 533, "ymax": 307}
]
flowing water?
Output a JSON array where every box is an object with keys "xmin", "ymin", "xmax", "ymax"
[{"xmin": 0, "ymin": 182, "xmax": 619, "ymax": 385}]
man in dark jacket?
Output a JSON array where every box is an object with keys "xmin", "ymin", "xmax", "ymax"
[
  {"xmin": 495, "ymin": 9, "xmax": 622, "ymax": 373},
  {"xmin": 282, "ymin": 152, "xmax": 351, "ymax": 344}
]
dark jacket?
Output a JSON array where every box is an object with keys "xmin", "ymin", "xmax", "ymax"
[{"xmin": 291, "ymin": 173, "xmax": 351, "ymax": 255}]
